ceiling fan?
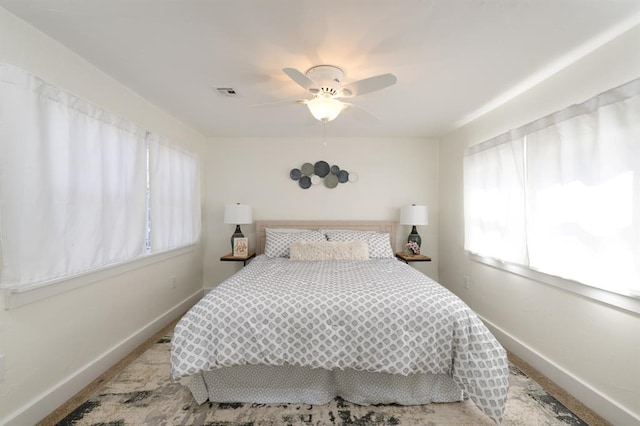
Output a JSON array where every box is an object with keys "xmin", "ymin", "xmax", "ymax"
[{"xmin": 280, "ymin": 65, "xmax": 397, "ymax": 123}]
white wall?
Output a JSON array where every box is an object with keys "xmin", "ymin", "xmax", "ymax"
[
  {"xmin": 438, "ymin": 24, "xmax": 640, "ymax": 425},
  {"xmin": 204, "ymin": 137, "xmax": 439, "ymax": 287},
  {"xmin": 6, "ymin": 2, "xmax": 636, "ymax": 424},
  {"xmin": 0, "ymin": 8, "xmax": 207, "ymax": 425}
]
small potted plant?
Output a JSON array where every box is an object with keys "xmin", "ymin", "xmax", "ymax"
[{"xmin": 406, "ymin": 241, "xmax": 420, "ymax": 255}]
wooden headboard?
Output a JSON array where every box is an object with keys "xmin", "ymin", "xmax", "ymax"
[{"xmin": 254, "ymin": 220, "xmax": 397, "ymax": 255}]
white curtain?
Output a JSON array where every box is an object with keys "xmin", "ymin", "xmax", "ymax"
[
  {"xmin": 464, "ymin": 78, "xmax": 640, "ymax": 297},
  {"xmin": 148, "ymin": 135, "xmax": 201, "ymax": 252},
  {"xmin": 0, "ymin": 65, "xmax": 147, "ymax": 288},
  {"xmin": 526, "ymin": 87, "xmax": 640, "ymax": 295},
  {"xmin": 463, "ymin": 135, "xmax": 527, "ymax": 265}
]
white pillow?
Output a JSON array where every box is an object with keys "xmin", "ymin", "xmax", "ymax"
[
  {"xmin": 290, "ymin": 240, "xmax": 369, "ymax": 261},
  {"xmin": 320, "ymin": 229, "xmax": 394, "ymax": 258},
  {"xmin": 264, "ymin": 229, "xmax": 326, "ymax": 258}
]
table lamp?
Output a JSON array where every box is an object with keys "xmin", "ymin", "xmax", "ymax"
[
  {"xmin": 400, "ymin": 204, "xmax": 429, "ymax": 249},
  {"xmin": 224, "ymin": 203, "xmax": 252, "ymax": 252}
]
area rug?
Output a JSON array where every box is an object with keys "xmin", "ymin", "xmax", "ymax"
[{"xmin": 55, "ymin": 333, "xmax": 589, "ymax": 426}]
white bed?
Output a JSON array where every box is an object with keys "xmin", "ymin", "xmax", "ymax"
[{"xmin": 171, "ymin": 221, "xmax": 509, "ymax": 424}]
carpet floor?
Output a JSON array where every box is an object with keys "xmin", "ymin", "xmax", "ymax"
[{"xmin": 40, "ymin": 322, "xmax": 608, "ymax": 426}]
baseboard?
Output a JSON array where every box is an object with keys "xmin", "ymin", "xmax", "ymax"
[
  {"xmin": 479, "ymin": 314, "xmax": 640, "ymax": 426},
  {"xmin": 2, "ymin": 290, "xmax": 203, "ymax": 426}
]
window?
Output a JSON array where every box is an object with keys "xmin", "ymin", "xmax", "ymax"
[
  {"xmin": 148, "ymin": 134, "xmax": 201, "ymax": 252},
  {"xmin": 0, "ymin": 65, "xmax": 200, "ymax": 291},
  {"xmin": 464, "ymin": 78, "xmax": 640, "ymax": 300}
]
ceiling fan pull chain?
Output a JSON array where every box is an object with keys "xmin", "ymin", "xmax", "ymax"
[{"xmin": 323, "ymin": 122, "xmax": 327, "ymax": 147}]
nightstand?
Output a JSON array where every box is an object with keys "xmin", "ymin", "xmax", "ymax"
[
  {"xmin": 395, "ymin": 252, "xmax": 432, "ymax": 264},
  {"xmin": 220, "ymin": 251, "xmax": 256, "ymax": 266}
]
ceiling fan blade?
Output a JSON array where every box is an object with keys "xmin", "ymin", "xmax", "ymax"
[
  {"xmin": 342, "ymin": 102, "xmax": 380, "ymax": 124},
  {"xmin": 282, "ymin": 67, "xmax": 318, "ymax": 92},
  {"xmin": 338, "ymin": 73, "xmax": 397, "ymax": 98},
  {"xmin": 252, "ymin": 98, "xmax": 308, "ymax": 108}
]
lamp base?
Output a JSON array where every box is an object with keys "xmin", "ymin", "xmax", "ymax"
[
  {"xmin": 407, "ymin": 226, "xmax": 422, "ymax": 248},
  {"xmin": 230, "ymin": 224, "xmax": 244, "ymax": 252}
]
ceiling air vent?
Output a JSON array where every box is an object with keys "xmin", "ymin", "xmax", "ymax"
[{"xmin": 214, "ymin": 87, "xmax": 239, "ymax": 97}]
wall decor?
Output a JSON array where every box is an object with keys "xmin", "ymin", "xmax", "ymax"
[
  {"xmin": 289, "ymin": 160, "xmax": 358, "ymax": 189},
  {"xmin": 301, "ymin": 162, "xmax": 314, "ymax": 176}
]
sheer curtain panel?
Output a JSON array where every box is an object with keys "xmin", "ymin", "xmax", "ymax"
[
  {"xmin": 148, "ymin": 135, "xmax": 201, "ymax": 252},
  {"xmin": 526, "ymin": 84, "xmax": 640, "ymax": 295},
  {"xmin": 0, "ymin": 65, "xmax": 147, "ymax": 288},
  {"xmin": 463, "ymin": 135, "xmax": 527, "ymax": 265},
  {"xmin": 463, "ymin": 78, "xmax": 640, "ymax": 297}
]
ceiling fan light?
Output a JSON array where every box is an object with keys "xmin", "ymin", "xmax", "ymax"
[{"xmin": 307, "ymin": 96, "xmax": 344, "ymax": 122}]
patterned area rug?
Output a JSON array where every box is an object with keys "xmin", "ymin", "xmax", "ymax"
[{"xmin": 56, "ymin": 334, "xmax": 588, "ymax": 426}]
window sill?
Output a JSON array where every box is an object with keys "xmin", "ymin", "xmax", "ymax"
[
  {"xmin": 2, "ymin": 245, "xmax": 197, "ymax": 310},
  {"xmin": 470, "ymin": 253, "xmax": 640, "ymax": 315}
]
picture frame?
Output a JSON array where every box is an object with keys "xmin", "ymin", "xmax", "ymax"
[{"xmin": 233, "ymin": 237, "xmax": 249, "ymax": 257}]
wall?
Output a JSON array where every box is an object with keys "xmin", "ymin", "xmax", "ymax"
[
  {"xmin": 438, "ymin": 24, "xmax": 640, "ymax": 425},
  {"xmin": 204, "ymin": 137, "xmax": 439, "ymax": 287},
  {"xmin": 0, "ymin": 8, "xmax": 207, "ymax": 425}
]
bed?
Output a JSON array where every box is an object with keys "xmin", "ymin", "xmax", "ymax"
[{"xmin": 171, "ymin": 221, "xmax": 509, "ymax": 424}]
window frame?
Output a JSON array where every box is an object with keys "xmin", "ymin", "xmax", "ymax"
[
  {"xmin": 2, "ymin": 245, "xmax": 196, "ymax": 309},
  {"xmin": 0, "ymin": 65, "xmax": 202, "ymax": 304},
  {"xmin": 470, "ymin": 253, "xmax": 640, "ymax": 315},
  {"xmin": 464, "ymin": 78, "xmax": 640, "ymax": 314}
]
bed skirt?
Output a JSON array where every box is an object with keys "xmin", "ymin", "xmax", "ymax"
[{"xmin": 183, "ymin": 364, "xmax": 464, "ymax": 406}]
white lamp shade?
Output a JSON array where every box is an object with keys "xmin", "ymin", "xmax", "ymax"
[
  {"xmin": 307, "ymin": 96, "xmax": 344, "ymax": 122},
  {"xmin": 400, "ymin": 205, "xmax": 429, "ymax": 226},
  {"xmin": 224, "ymin": 203, "xmax": 252, "ymax": 224}
]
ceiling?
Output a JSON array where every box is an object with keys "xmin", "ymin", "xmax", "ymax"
[{"xmin": 2, "ymin": 0, "xmax": 640, "ymax": 138}]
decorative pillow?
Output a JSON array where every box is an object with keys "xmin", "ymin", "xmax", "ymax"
[
  {"xmin": 289, "ymin": 240, "xmax": 369, "ymax": 261},
  {"xmin": 264, "ymin": 229, "xmax": 326, "ymax": 258},
  {"xmin": 320, "ymin": 229, "xmax": 394, "ymax": 258}
]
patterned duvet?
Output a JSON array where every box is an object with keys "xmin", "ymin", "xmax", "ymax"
[{"xmin": 171, "ymin": 256, "xmax": 509, "ymax": 423}]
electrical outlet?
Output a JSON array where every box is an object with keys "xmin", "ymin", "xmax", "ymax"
[
  {"xmin": 171, "ymin": 275, "xmax": 177, "ymax": 289},
  {"xmin": 0, "ymin": 354, "xmax": 4, "ymax": 382},
  {"xmin": 463, "ymin": 276, "xmax": 470, "ymax": 289}
]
